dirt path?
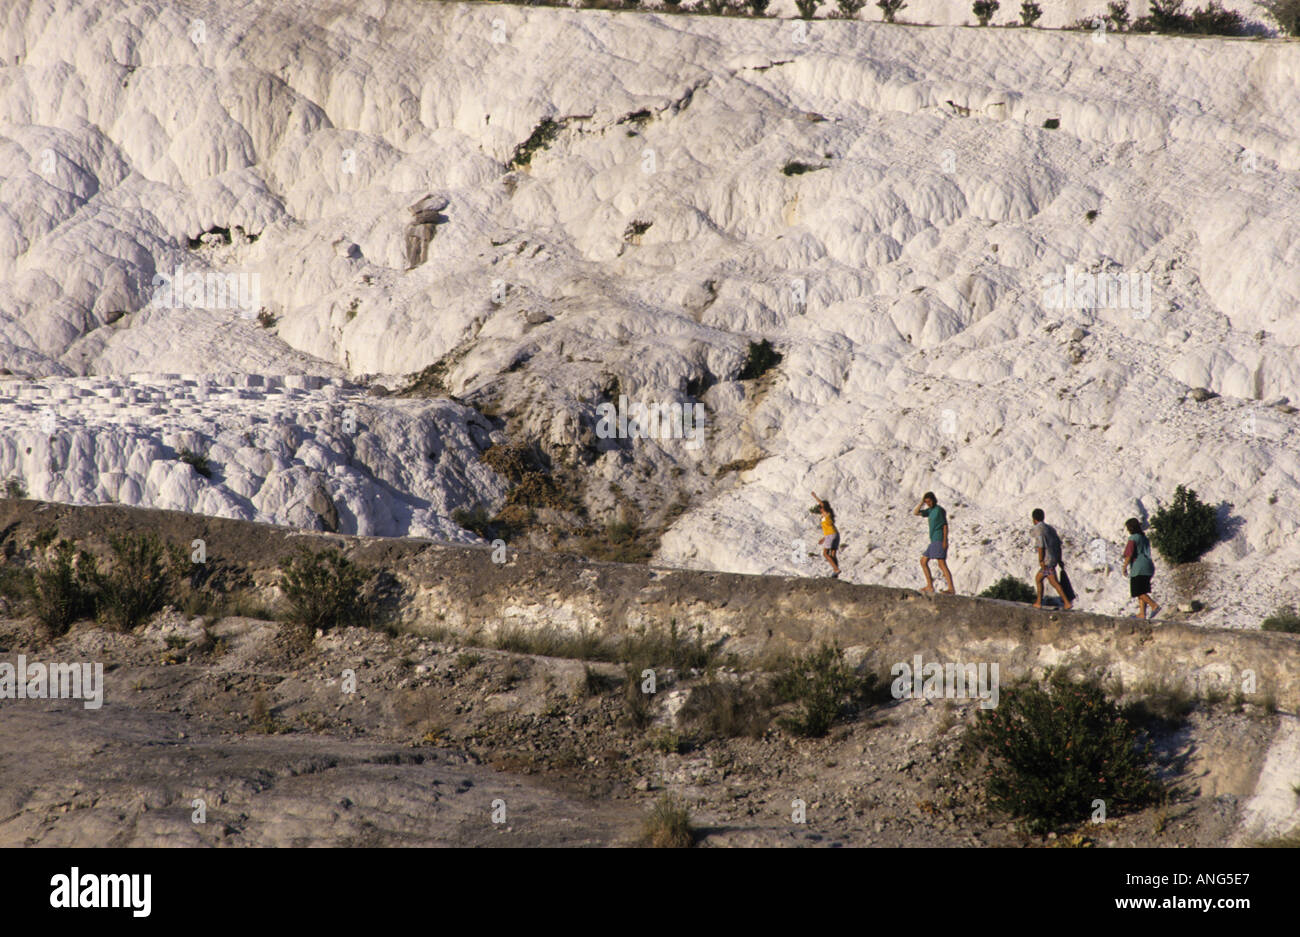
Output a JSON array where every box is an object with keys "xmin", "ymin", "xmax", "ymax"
[{"xmin": 0, "ymin": 700, "xmax": 639, "ymax": 848}]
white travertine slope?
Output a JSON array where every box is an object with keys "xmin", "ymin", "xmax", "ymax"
[
  {"xmin": 1, "ymin": 1, "xmax": 1299, "ymax": 627},
  {"xmin": 0, "ymin": 371, "xmax": 508, "ymax": 538}
]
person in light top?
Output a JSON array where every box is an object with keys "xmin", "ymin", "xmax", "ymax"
[{"xmin": 810, "ymin": 491, "xmax": 841, "ymax": 578}]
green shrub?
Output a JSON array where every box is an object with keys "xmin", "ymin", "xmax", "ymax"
[
  {"xmin": 973, "ymin": 0, "xmax": 1000, "ymax": 24},
  {"xmin": 1261, "ymin": 0, "xmax": 1300, "ymax": 34},
  {"xmin": 648, "ymin": 728, "xmax": 687, "ymax": 754},
  {"xmin": 491, "ymin": 625, "xmax": 610, "ymax": 660},
  {"xmin": 773, "ymin": 643, "xmax": 869, "ymax": 738},
  {"xmin": 622, "ymin": 665, "xmax": 655, "ymax": 730},
  {"xmin": 177, "ymin": 448, "xmax": 211, "ymax": 478},
  {"xmin": 622, "ymin": 220, "xmax": 652, "ymax": 241},
  {"xmin": 1019, "ymin": 0, "xmax": 1042, "ymax": 24},
  {"xmin": 31, "ymin": 541, "xmax": 99, "ymax": 635},
  {"xmin": 793, "ymin": 0, "xmax": 822, "ymax": 17},
  {"xmin": 1133, "ymin": 0, "xmax": 1251, "ymax": 32},
  {"xmin": 580, "ymin": 665, "xmax": 618, "ymax": 696},
  {"xmin": 1262, "ymin": 606, "xmax": 1300, "ymax": 634},
  {"xmin": 737, "ymin": 338, "xmax": 782, "ymax": 380},
  {"xmin": 836, "ymin": 0, "xmax": 867, "ymax": 15},
  {"xmin": 1188, "ymin": 0, "xmax": 1249, "ymax": 32},
  {"xmin": 780, "ymin": 160, "xmax": 822, "ymax": 177},
  {"xmin": 617, "ymin": 620, "xmax": 721, "ymax": 673},
  {"xmin": 877, "ymin": 0, "xmax": 906, "ymax": 20},
  {"xmin": 278, "ymin": 547, "xmax": 370, "ymax": 633},
  {"xmin": 748, "ymin": 0, "xmax": 771, "ymax": 12},
  {"xmin": 0, "ymin": 564, "xmax": 35, "ymax": 608},
  {"xmin": 964, "ymin": 671, "xmax": 1164, "ymax": 833},
  {"xmin": 452, "ymin": 505, "xmax": 496, "ymax": 539},
  {"xmin": 509, "ymin": 118, "xmax": 563, "ymax": 169},
  {"xmin": 678, "ymin": 678, "xmax": 772, "ymax": 739},
  {"xmin": 98, "ymin": 532, "xmax": 179, "ymax": 631},
  {"xmin": 641, "ymin": 794, "xmax": 694, "ymax": 848},
  {"xmin": 578, "ymin": 517, "xmax": 655, "ymax": 564},
  {"xmin": 1107, "ymin": 0, "xmax": 1131, "ymax": 28},
  {"xmin": 1149, "ymin": 485, "xmax": 1219, "ymax": 563},
  {"xmin": 979, "ymin": 575, "xmax": 1037, "ymax": 603},
  {"xmin": 1123, "ymin": 679, "xmax": 1196, "ymax": 729},
  {"xmin": 1145, "ymin": 0, "xmax": 1186, "ymax": 28},
  {"xmin": 4, "ymin": 477, "xmax": 26, "ymax": 499}
]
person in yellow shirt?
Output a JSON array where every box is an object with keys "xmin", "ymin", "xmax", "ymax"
[{"xmin": 810, "ymin": 491, "xmax": 841, "ymax": 578}]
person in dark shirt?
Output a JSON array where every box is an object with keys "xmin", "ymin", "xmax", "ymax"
[{"xmin": 1030, "ymin": 508, "xmax": 1071, "ymax": 610}]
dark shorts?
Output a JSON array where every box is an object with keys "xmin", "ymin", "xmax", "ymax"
[
  {"xmin": 820, "ymin": 533, "xmax": 840, "ymax": 551},
  {"xmin": 1130, "ymin": 575, "xmax": 1152, "ymax": 597},
  {"xmin": 923, "ymin": 541, "xmax": 947, "ymax": 560}
]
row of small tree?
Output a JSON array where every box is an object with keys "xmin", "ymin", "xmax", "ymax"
[
  {"xmin": 650, "ymin": 0, "xmax": 909, "ymax": 17},
  {"xmin": 504, "ymin": 0, "xmax": 1299, "ymax": 34}
]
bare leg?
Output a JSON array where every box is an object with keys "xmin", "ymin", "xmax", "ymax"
[
  {"xmin": 1047, "ymin": 573, "xmax": 1071, "ymax": 609},
  {"xmin": 936, "ymin": 559, "xmax": 954, "ymax": 593},
  {"xmin": 919, "ymin": 557, "xmax": 935, "ymax": 593},
  {"xmin": 1033, "ymin": 569, "xmax": 1046, "ymax": 607},
  {"xmin": 822, "ymin": 548, "xmax": 840, "ymax": 576}
]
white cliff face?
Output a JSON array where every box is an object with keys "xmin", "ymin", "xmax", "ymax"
[{"xmin": 1, "ymin": 0, "xmax": 1298, "ymax": 626}]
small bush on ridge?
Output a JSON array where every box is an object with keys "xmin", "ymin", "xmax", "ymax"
[
  {"xmin": 973, "ymin": 0, "xmax": 1000, "ymax": 25},
  {"xmin": 278, "ymin": 547, "xmax": 371, "ymax": 634},
  {"xmin": 979, "ymin": 575, "xmax": 1037, "ymax": 603},
  {"xmin": 98, "ymin": 532, "xmax": 181, "ymax": 631},
  {"xmin": 877, "ymin": 0, "xmax": 906, "ymax": 21},
  {"xmin": 32, "ymin": 540, "xmax": 99, "ymax": 635},
  {"xmin": 1148, "ymin": 485, "xmax": 1219, "ymax": 564},
  {"xmin": 1261, "ymin": 606, "xmax": 1300, "ymax": 634}
]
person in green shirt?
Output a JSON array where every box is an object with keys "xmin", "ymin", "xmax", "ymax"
[
  {"xmin": 1122, "ymin": 517, "xmax": 1160, "ymax": 619},
  {"xmin": 914, "ymin": 491, "xmax": 954, "ymax": 594}
]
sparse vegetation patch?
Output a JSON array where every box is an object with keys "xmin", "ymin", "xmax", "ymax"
[
  {"xmin": 979, "ymin": 576, "xmax": 1037, "ymax": 603},
  {"xmin": 1149, "ymin": 485, "xmax": 1219, "ymax": 564},
  {"xmin": 963, "ymin": 671, "xmax": 1165, "ymax": 833}
]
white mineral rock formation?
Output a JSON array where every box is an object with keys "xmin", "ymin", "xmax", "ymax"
[{"xmin": 1, "ymin": 0, "xmax": 1297, "ymax": 627}]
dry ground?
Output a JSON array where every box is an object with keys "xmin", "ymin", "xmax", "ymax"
[{"xmin": 0, "ymin": 609, "xmax": 1281, "ymax": 848}]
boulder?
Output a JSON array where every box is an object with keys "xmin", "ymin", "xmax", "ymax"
[
  {"xmin": 307, "ymin": 483, "xmax": 340, "ymax": 533},
  {"xmin": 405, "ymin": 222, "xmax": 438, "ymax": 268},
  {"xmin": 409, "ymin": 193, "xmax": 450, "ymax": 225}
]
